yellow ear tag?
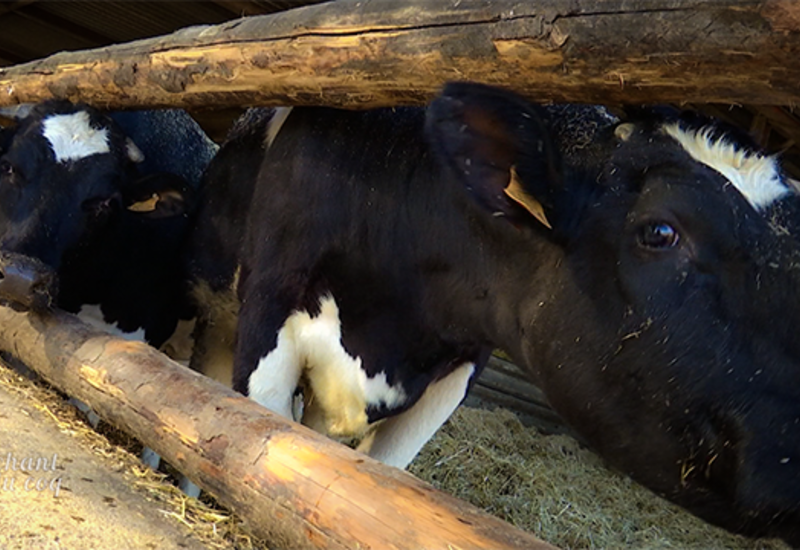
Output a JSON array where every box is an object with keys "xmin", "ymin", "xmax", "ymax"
[
  {"xmin": 127, "ymin": 193, "xmax": 159, "ymax": 213},
  {"xmin": 504, "ymin": 166, "xmax": 552, "ymax": 229}
]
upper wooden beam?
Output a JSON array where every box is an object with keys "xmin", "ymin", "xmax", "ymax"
[{"xmin": 0, "ymin": 0, "xmax": 798, "ymax": 110}]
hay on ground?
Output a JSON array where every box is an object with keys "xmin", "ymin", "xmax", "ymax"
[{"xmin": 410, "ymin": 406, "xmax": 789, "ymax": 550}]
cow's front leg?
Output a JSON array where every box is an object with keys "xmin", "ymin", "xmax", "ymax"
[
  {"xmin": 189, "ymin": 281, "xmax": 239, "ymax": 387},
  {"xmin": 234, "ymin": 288, "xmax": 303, "ymax": 420},
  {"xmin": 359, "ymin": 361, "xmax": 477, "ymax": 469}
]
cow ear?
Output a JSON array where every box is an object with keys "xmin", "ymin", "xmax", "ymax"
[
  {"xmin": 124, "ymin": 173, "xmax": 192, "ymax": 220},
  {"xmin": 426, "ymin": 82, "xmax": 564, "ymax": 232}
]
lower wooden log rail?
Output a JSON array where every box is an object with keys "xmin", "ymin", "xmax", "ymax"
[{"xmin": 0, "ymin": 304, "xmax": 555, "ymax": 550}]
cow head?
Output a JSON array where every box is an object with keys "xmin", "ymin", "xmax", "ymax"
[
  {"xmin": 0, "ymin": 101, "xmax": 143, "ymax": 310},
  {"xmin": 428, "ymin": 83, "xmax": 800, "ymax": 544},
  {"xmin": 55, "ymin": 170, "xmax": 196, "ymax": 344}
]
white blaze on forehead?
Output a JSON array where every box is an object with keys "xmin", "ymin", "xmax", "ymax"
[
  {"xmin": 662, "ymin": 123, "xmax": 790, "ymax": 211},
  {"xmin": 42, "ymin": 111, "xmax": 110, "ymax": 163}
]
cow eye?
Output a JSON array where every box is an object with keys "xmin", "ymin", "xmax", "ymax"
[
  {"xmin": 0, "ymin": 160, "xmax": 13, "ymax": 178},
  {"xmin": 638, "ymin": 221, "xmax": 680, "ymax": 249}
]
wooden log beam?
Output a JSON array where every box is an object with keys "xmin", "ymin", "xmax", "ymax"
[
  {"xmin": 0, "ymin": 304, "xmax": 554, "ymax": 550},
  {"xmin": 0, "ymin": 0, "xmax": 798, "ymax": 109}
]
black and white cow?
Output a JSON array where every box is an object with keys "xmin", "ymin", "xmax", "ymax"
[
  {"xmin": 188, "ymin": 107, "xmax": 274, "ymax": 387},
  {"xmin": 189, "ymin": 83, "xmax": 800, "ymax": 545},
  {"xmin": 0, "ymin": 101, "xmax": 209, "ymax": 495},
  {"xmin": 0, "ymin": 101, "xmax": 198, "ymax": 348}
]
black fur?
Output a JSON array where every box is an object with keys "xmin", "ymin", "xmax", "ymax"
[
  {"xmin": 0, "ymin": 102, "xmax": 199, "ymax": 347},
  {"xmin": 193, "ymin": 83, "xmax": 800, "ymax": 545}
]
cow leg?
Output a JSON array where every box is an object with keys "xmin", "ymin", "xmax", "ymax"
[
  {"xmin": 359, "ymin": 362, "xmax": 476, "ymax": 469},
  {"xmin": 237, "ymin": 292, "xmax": 371, "ymax": 436},
  {"xmin": 234, "ymin": 288, "xmax": 304, "ymax": 420},
  {"xmin": 159, "ymin": 318, "xmax": 197, "ymax": 367},
  {"xmin": 189, "ymin": 282, "xmax": 239, "ymax": 387},
  {"xmin": 69, "ymin": 397, "xmax": 101, "ymax": 428},
  {"xmin": 244, "ymin": 327, "xmax": 303, "ymax": 419},
  {"xmin": 171, "ymin": 283, "xmax": 241, "ymax": 499},
  {"xmin": 71, "ymin": 396, "xmax": 168, "ymax": 477}
]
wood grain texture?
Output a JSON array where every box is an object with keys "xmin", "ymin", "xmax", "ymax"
[
  {"xmin": 0, "ymin": 304, "xmax": 555, "ymax": 550},
  {"xmin": 0, "ymin": 0, "xmax": 796, "ymax": 109}
]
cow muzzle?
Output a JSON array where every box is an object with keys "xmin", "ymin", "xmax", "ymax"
[{"xmin": 0, "ymin": 253, "xmax": 57, "ymax": 311}]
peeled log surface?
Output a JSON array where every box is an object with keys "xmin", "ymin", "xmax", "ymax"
[
  {"xmin": 0, "ymin": 304, "xmax": 554, "ymax": 550},
  {"xmin": 0, "ymin": 0, "xmax": 799, "ymax": 109}
]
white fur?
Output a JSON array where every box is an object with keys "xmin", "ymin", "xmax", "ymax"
[
  {"xmin": 363, "ymin": 370, "xmax": 407, "ymax": 411},
  {"xmin": 77, "ymin": 304, "xmax": 146, "ymax": 342},
  {"xmin": 361, "ymin": 362, "xmax": 475, "ymax": 469},
  {"xmin": 249, "ymin": 328, "xmax": 302, "ymax": 419},
  {"xmin": 42, "ymin": 111, "xmax": 110, "ymax": 163},
  {"xmin": 248, "ymin": 294, "xmax": 407, "ymax": 438},
  {"xmin": 265, "ymin": 107, "xmax": 293, "ymax": 149},
  {"xmin": 663, "ymin": 123, "xmax": 789, "ymax": 210}
]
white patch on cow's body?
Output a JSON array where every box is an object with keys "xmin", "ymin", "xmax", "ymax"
[
  {"xmin": 249, "ymin": 328, "xmax": 303, "ymax": 419},
  {"xmin": 248, "ymin": 294, "xmax": 407, "ymax": 438},
  {"xmin": 42, "ymin": 111, "xmax": 110, "ymax": 163},
  {"xmin": 363, "ymin": 370, "xmax": 406, "ymax": 410},
  {"xmin": 359, "ymin": 362, "xmax": 475, "ymax": 469},
  {"xmin": 265, "ymin": 107, "xmax": 293, "ymax": 149},
  {"xmin": 77, "ymin": 304, "xmax": 146, "ymax": 342},
  {"xmin": 663, "ymin": 123, "xmax": 789, "ymax": 210}
]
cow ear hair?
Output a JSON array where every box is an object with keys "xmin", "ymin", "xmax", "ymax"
[{"xmin": 426, "ymin": 82, "xmax": 565, "ymax": 232}]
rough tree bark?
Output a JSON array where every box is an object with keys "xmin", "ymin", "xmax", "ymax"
[
  {"xmin": 0, "ymin": 304, "xmax": 554, "ymax": 550},
  {"xmin": 0, "ymin": 0, "xmax": 797, "ymax": 110}
]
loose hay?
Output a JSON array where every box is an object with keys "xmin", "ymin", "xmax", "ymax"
[{"xmin": 410, "ymin": 407, "xmax": 790, "ymax": 550}]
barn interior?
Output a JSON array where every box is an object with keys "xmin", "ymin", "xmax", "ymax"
[
  {"xmin": 0, "ymin": 3, "xmax": 796, "ymax": 550},
  {"xmin": 1, "ymin": 0, "xmax": 799, "ymax": 176}
]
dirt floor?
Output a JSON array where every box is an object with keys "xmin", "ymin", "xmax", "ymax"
[
  {"xmin": 0, "ymin": 380, "xmax": 206, "ymax": 549},
  {"xmin": 0, "ymin": 361, "xmax": 260, "ymax": 550}
]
